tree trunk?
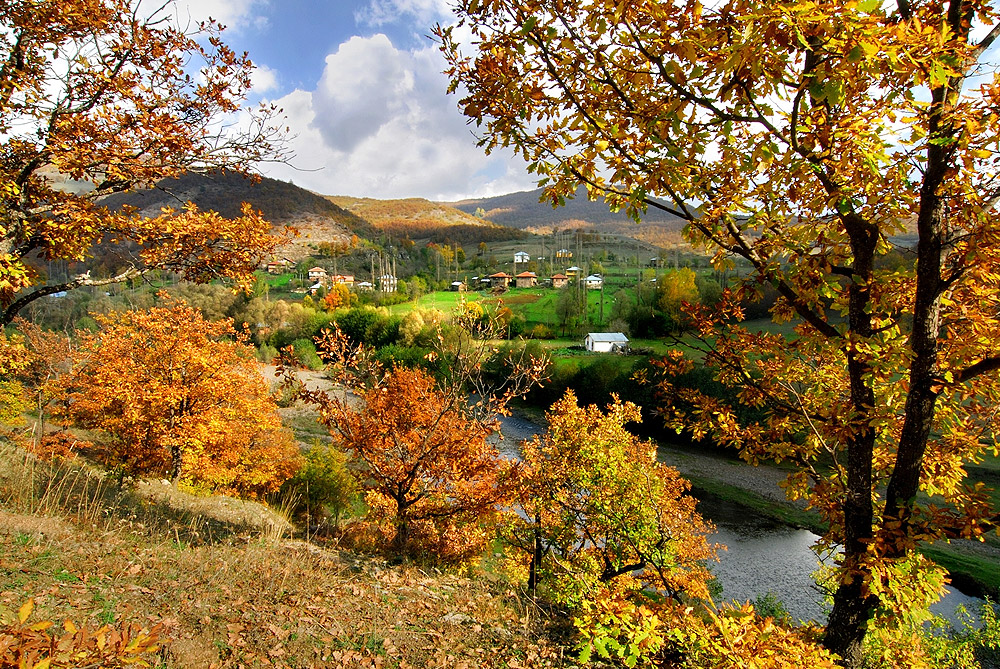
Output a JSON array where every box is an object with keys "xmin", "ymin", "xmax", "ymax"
[
  {"xmin": 823, "ymin": 219, "xmax": 879, "ymax": 667},
  {"xmin": 528, "ymin": 513, "xmax": 543, "ymax": 592},
  {"xmin": 170, "ymin": 442, "xmax": 183, "ymax": 484},
  {"xmin": 394, "ymin": 498, "xmax": 410, "ymax": 553},
  {"xmin": 825, "ymin": 578, "xmax": 875, "ymax": 667}
]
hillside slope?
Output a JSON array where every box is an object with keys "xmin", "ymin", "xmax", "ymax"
[
  {"xmin": 327, "ymin": 195, "xmax": 526, "ymax": 245},
  {"xmin": 451, "ymin": 186, "xmax": 690, "ymax": 247},
  {"xmin": 102, "ymin": 172, "xmax": 378, "ymax": 260},
  {"xmin": 0, "ymin": 441, "xmax": 569, "ymax": 668}
]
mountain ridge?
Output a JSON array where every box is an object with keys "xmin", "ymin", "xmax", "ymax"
[{"xmin": 447, "ymin": 185, "xmax": 689, "ymax": 248}]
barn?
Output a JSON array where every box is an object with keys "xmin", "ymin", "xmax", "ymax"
[{"xmin": 584, "ymin": 332, "xmax": 630, "ymax": 353}]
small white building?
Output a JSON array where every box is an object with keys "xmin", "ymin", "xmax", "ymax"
[
  {"xmin": 584, "ymin": 274, "xmax": 603, "ymax": 290},
  {"xmin": 378, "ymin": 274, "xmax": 398, "ymax": 292},
  {"xmin": 585, "ymin": 332, "xmax": 629, "ymax": 353},
  {"xmin": 514, "ymin": 250, "xmax": 531, "ymax": 263}
]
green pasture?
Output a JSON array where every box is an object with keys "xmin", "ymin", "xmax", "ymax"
[
  {"xmin": 387, "ymin": 290, "xmax": 478, "ymax": 315},
  {"xmin": 264, "ymin": 272, "xmax": 293, "ymax": 288}
]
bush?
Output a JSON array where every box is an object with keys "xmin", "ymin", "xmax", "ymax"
[
  {"xmin": 373, "ymin": 344, "xmax": 434, "ymax": 372},
  {"xmin": 257, "ymin": 343, "xmax": 278, "ymax": 363},
  {"xmin": 291, "ymin": 338, "xmax": 324, "ymax": 370},
  {"xmin": 281, "ymin": 441, "xmax": 358, "ymax": 530},
  {"xmin": 28, "ymin": 432, "xmax": 90, "ymax": 462},
  {"xmin": 528, "ymin": 323, "xmax": 555, "ymax": 339}
]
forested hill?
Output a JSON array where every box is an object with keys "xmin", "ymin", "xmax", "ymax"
[
  {"xmin": 327, "ymin": 195, "xmax": 527, "ymax": 245},
  {"xmin": 449, "ymin": 185, "xmax": 691, "ymax": 247},
  {"xmin": 100, "ymin": 172, "xmax": 379, "ymax": 259}
]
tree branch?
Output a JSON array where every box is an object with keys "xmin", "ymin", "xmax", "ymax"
[
  {"xmin": 1, "ymin": 267, "xmax": 143, "ymax": 327},
  {"xmin": 952, "ymin": 356, "xmax": 1000, "ymax": 385}
]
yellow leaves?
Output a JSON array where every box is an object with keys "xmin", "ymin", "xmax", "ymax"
[{"xmin": 18, "ymin": 599, "xmax": 34, "ymax": 625}]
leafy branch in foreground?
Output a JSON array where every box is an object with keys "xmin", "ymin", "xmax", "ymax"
[{"xmin": 440, "ymin": 0, "xmax": 1000, "ymax": 664}]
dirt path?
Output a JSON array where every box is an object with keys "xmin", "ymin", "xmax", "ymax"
[{"xmin": 260, "ymin": 364, "xmax": 333, "ymax": 393}]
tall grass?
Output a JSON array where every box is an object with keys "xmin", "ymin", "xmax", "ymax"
[{"xmin": 0, "ymin": 440, "xmax": 292, "ymax": 545}]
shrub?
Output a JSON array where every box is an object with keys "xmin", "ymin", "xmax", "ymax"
[
  {"xmin": 281, "ymin": 441, "xmax": 358, "ymax": 530},
  {"xmin": 528, "ymin": 323, "xmax": 555, "ymax": 339},
  {"xmin": 27, "ymin": 432, "xmax": 90, "ymax": 462},
  {"xmin": 257, "ymin": 343, "xmax": 278, "ymax": 363},
  {"xmin": 291, "ymin": 338, "xmax": 324, "ymax": 370}
]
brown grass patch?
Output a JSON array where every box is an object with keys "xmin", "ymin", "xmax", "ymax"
[{"xmin": 0, "ymin": 439, "xmax": 573, "ymax": 667}]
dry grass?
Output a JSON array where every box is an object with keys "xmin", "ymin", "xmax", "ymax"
[{"xmin": 0, "ymin": 439, "xmax": 573, "ymax": 668}]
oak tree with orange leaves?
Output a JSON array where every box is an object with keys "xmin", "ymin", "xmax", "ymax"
[
  {"xmin": 291, "ymin": 317, "xmax": 545, "ymax": 562},
  {"xmin": 0, "ymin": 0, "xmax": 287, "ymax": 327},
  {"xmin": 57, "ymin": 300, "xmax": 300, "ymax": 498},
  {"xmin": 441, "ymin": 0, "xmax": 1000, "ymax": 664}
]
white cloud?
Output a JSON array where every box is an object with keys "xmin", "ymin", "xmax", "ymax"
[
  {"xmin": 356, "ymin": 0, "xmax": 452, "ymax": 27},
  {"xmin": 260, "ymin": 34, "xmax": 533, "ymax": 201},
  {"xmin": 251, "ymin": 64, "xmax": 279, "ymax": 95}
]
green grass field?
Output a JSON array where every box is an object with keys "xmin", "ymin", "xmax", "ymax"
[{"xmin": 387, "ymin": 290, "xmax": 478, "ymax": 315}]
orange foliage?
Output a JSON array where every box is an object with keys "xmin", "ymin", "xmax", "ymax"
[
  {"xmin": 314, "ymin": 365, "xmax": 516, "ymax": 562},
  {"xmin": 56, "ymin": 300, "xmax": 300, "ymax": 497},
  {"xmin": 25, "ymin": 432, "xmax": 90, "ymax": 463},
  {"xmin": 321, "ymin": 283, "xmax": 355, "ymax": 311},
  {"xmin": 0, "ymin": 0, "xmax": 288, "ymax": 326}
]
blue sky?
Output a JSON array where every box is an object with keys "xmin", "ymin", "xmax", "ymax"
[{"xmin": 176, "ymin": 0, "xmax": 535, "ymax": 201}]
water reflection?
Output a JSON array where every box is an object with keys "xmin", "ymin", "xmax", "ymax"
[{"xmin": 698, "ymin": 495, "xmax": 829, "ymax": 622}]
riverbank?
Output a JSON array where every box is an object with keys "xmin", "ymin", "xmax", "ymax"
[
  {"xmin": 505, "ymin": 409, "xmax": 1000, "ymax": 602},
  {"xmin": 657, "ymin": 439, "xmax": 1000, "ymax": 601}
]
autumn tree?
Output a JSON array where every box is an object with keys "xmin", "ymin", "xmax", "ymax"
[
  {"xmin": 655, "ymin": 268, "xmax": 699, "ymax": 327},
  {"xmin": 13, "ymin": 319, "xmax": 72, "ymax": 443},
  {"xmin": 507, "ymin": 390, "xmax": 715, "ymax": 601},
  {"xmin": 0, "ymin": 331, "xmax": 31, "ymax": 426},
  {"xmin": 288, "ymin": 314, "xmax": 546, "ymax": 562},
  {"xmin": 321, "ymin": 283, "xmax": 355, "ymax": 311},
  {"xmin": 57, "ymin": 300, "xmax": 300, "ymax": 497},
  {"xmin": 0, "ymin": 0, "xmax": 287, "ymax": 327},
  {"xmin": 440, "ymin": 1, "xmax": 1000, "ymax": 664}
]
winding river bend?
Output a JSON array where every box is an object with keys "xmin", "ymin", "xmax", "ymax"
[{"xmin": 495, "ymin": 413, "xmax": 984, "ymax": 626}]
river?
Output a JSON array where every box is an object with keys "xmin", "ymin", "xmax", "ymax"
[{"xmin": 495, "ymin": 413, "xmax": 987, "ymax": 627}]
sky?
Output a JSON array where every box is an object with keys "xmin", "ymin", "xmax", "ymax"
[{"xmin": 175, "ymin": 0, "xmax": 536, "ymax": 202}]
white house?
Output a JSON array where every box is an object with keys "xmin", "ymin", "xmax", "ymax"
[
  {"xmin": 584, "ymin": 274, "xmax": 603, "ymax": 290},
  {"xmin": 585, "ymin": 332, "xmax": 629, "ymax": 353},
  {"xmin": 514, "ymin": 250, "xmax": 530, "ymax": 263},
  {"xmin": 307, "ymin": 266, "xmax": 328, "ymax": 283},
  {"xmin": 378, "ymin": 274, "xmax": 398, "ymax": 292}
]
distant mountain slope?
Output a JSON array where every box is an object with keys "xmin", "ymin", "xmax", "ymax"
[
  {"xmin": 450, "ymin": 186, "xmax": 690, "ymax": 247},
  {"xmin": 328, "ymin": 195, "xmax": 526, "ymax": 245},
  {"xmin": 102, "ymin": 172, "xmax": 377, "ymax": 260}
]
